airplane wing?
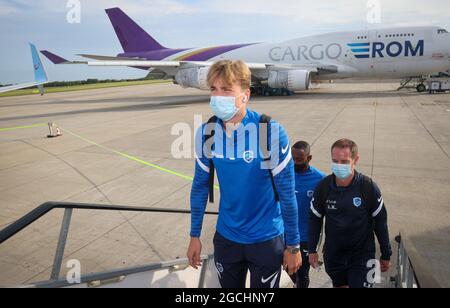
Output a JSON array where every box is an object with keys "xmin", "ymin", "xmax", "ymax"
[
  {"xmin": 77, "ymin": 54, "xmax": 146, "ymax": 61},
  {"xmin": 77, "ymin": 59, "xmax": 338, "ymax": 78},
  {"xmin": 0, "ymin": 43, "xmax": 48, "ymax": 95},
  {"xmin": 40, "ymin": 50, "xmax": 341, "ymax": 90},
  {"xmin": 45, "ymin": 51, "xmax": 341, "ymax": 73},
  {"xmin": 41, "ymin": 50, "xmax": 270, "ymax": 69},
  {"xmin": 0, "ymin": 81, "xmax": 47, "ymax": 94}
]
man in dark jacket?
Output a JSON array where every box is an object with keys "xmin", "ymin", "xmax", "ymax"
[{"xmin": 308, "ymin": 138, "xmax": 392, "ymax": 288}]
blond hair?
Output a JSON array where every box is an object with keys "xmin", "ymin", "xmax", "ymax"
[{"xmin": 207, "ymin": 60, "xmax": 251, "ymax": 90}]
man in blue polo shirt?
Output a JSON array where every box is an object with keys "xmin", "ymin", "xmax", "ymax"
[
  {"xmin": 290, "ymin": 141, "xmax": 326, "ymax": 288},
  {"xmin": 187, "ymin": 60, "xmax": 301, "ymax": 288}
]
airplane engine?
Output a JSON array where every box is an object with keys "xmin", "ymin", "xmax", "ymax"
[
  {"xmin": 174, "ymin": 67, "xmax": 210, "ymax": 90},
  {"xmin": 268, "ymin": 70, "xmax": 311, "ymax": 91}
]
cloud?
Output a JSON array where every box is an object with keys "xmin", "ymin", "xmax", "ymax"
[
  {"xmin": 57, "ymin": 0, "xmax": 201, "ymax": 17},
  {"xmin": 2, "ymin": 0, "xmax": 447, "ymax": 28},
  {"xmin": 0, "ymin": 0, "xmax": 199, "ymax": 17},
  {"xmin": 203, "ymin": 0, "xmax": 449, "ymax": 27},
  {"xmin": 0, "ymin": 1, "xmax": 20, "ymax": 15},
  {"xmin": 0, "ymin": 0, "xmax": 65, "ymax": 14}
]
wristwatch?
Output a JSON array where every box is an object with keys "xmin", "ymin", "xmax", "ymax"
[{"xmin": 288, "ymin": 245, "xmax": 301, "ymax": 254}]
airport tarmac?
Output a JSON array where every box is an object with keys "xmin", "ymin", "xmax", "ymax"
[{"xmin": 0, "ymin": 81, "xmax": 449, "ymax": 287}]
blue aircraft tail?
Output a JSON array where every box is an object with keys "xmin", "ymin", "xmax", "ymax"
[
  {"xmin": 30, "ymin": 43, "xmax": 48, "ymax": 84},
  {"xmin": 0, "ymin": 43, "xmax": 48, "ymax": 95}
]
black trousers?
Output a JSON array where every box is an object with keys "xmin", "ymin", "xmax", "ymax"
[
  {"xmin": 213, "ymin": 232, "xmax": 284, "ymax": 288},
  {"xmin": 324, "ymin": 250, "xmax": 376, "ymax": 288}
]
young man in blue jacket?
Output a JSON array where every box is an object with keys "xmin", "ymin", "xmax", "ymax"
[
  {"xmin": 187, "ymin": 60, "xmax": 301, "ymax": 288},
  {"xmin": 290, "ymin": 141, "xmax": 326, "ymax": 288}
]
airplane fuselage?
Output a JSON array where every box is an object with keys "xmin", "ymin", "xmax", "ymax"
[{"xmin": 138, "ymin": 26, "xmax": 450, "ymax": 81}]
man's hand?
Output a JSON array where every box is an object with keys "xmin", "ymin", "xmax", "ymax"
[
  {"xmin": 309, "ymin": 253, "xmax": 319, "ymax": 269},
  {"xmin": 283, "ymin": 248, "xmax": 302, "ymax": 276},
  {"xmin": 187, "ymin": 237, "xmax": 202, "ymax": 269},
  {"xmin": 380, "ymin": 259, "xmax": 391, "ymax": 273}
]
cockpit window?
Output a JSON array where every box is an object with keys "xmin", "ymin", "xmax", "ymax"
[{"xmin": 438, "ymin": 29, "xmax": 448, "ymax": 34}]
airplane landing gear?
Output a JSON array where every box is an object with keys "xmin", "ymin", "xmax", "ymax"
[
  {"xmin": 416, "ymin": 84, "xmax": 427, "ymax": 93},
  {"xmin": 251, "ymin": 85, "xmax": 294, "ymax": 96},
  {"xmin": 397, "ymin": 77, "xmax": 426, "ymax": 92}
]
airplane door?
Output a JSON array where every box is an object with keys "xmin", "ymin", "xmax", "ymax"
[
  {"xmin": 368, "ymin": 30, "xmax": 378, "ymax": 77},
  {"xmin": 370, "ymin": 30, "xmax": 400, "ymax": 77}
]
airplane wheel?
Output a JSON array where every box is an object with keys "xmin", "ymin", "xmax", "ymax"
[{"xmin": 416, "ymin": 84, "xmax": 426, "ymax": 93}]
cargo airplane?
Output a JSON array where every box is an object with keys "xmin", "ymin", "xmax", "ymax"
[{"xmin": 41, "ymin": 7, "xmax": 450, "ymax": 93}]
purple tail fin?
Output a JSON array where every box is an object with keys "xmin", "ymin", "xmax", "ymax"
[
  {"xmin": 41, "ymin": 50, "xmax": 69, "ymax": 64},
  {"xmin": 105, "ymin": 7, "xmax": 166, "ymax": 53}
]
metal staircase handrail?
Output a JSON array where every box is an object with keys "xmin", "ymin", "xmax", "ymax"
[{"xmin": 0, "ymin": 201, "xmax": 219, "ymax": 285}]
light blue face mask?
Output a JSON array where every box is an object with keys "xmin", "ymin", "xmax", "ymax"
[
  {"xmin": 210, "ymin": 94, "xmax": 245, "ymax": 121},
  {"xmin": 331, "ymin": 163, "xmax": 353, "ymax": 180}
]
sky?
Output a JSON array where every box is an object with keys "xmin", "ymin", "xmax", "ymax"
[{"xmin": 0, "ymin": 0, "xmax": 449, "ymax": 84}]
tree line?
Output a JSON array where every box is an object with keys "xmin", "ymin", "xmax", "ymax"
[{"xmin": 0, "ymin": 73, "xmax": 164, "ymax": 88}]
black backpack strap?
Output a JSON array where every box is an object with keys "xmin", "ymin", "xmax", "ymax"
[
  {"xmin": 259, "ymin": 114, "xmax": 272, "ymax": 125},
  {"xmin": 205, "ymin": 116, "xmax": 218, "ymax": 203},
  {"xmin": 259, "ymin": 114, "xmax": 280, "ymax": 202},
  {"xmin": 316, "ymin": 175, "xmax": 333, "ymax": 213},
  {"xmin": 311, "ymin": 175, "xmax": 332, "ymax": 253},
  {"xmin": 360, "ymin": 174, "xmax": 376, "ymax": 222}
]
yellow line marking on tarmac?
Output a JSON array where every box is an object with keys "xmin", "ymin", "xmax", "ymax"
[
  {"xmin": 0, "ymin": 123, "xmax": 47, "ymax": 132},
  {"xmin": 62, "ymin": 128, "xmax": 219, "ymax": 189}
]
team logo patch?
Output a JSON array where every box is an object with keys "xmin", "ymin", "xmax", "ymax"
[
  {"xmin": 353, "ymin": 197, "xmax": 362, "ymax": 207},
  {"xmin": 215, "ymin": 262, "xmax": 224, "ymax": 280},
  {"xmin": 216, "ymin": 262, "xmax": 224, "ymax": 273},
  {"xmin": 243, "ymin": 151, "xmax": 254, "ymax": 164}
]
